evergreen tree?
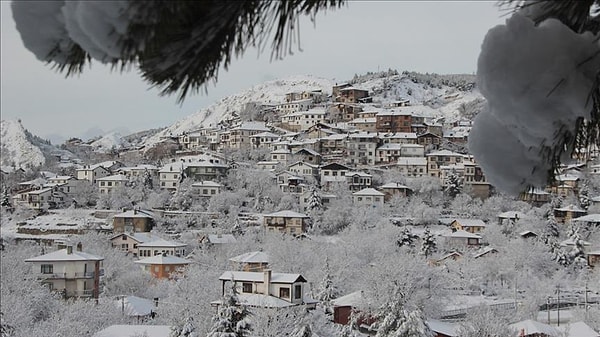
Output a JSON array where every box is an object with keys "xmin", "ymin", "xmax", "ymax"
[
  {"xmin": 1, "ymin": 186, "xmax": 11, "ymax": 209},
  {"xmin": 545, "ymin": 214, "xmax": 560, "ymax": 239},
  {"xmin": 316, "ymin": 258, "xmax": 339, "ymax": 314},
  {"xmin": 578, "ymin": 181, "xmax": 590, "ymax": 210},
  {"xmin": 143, "ymin": 169, "xmax": 154, "ymax": 190},
  {"xmin": 420, "ymin": 228, "xmax": 437, "ymax": 258},
  {"xmin": 567, "ymin": 225, "xmax": 587, "ymax": 269},
  {"xmin": 207, "ymin": 285, "xmax": 252, "ymax": 337},
  {"xmin": 444, "ymin": 170, "xmax": 462, "ymax": 198},
  {"xmin": 307, "ymin": 187, "xmax": 323, "ymax": 212},
  {"xmin": 372, "ymin": 287, "xmax": 433, "ymax": 337},
  {"xmin": 397, "ymin": 227, "xmax": 418, "ymax": 248},
  {"xmin": 170, "ymin": 317, "xmax": 198, "ymax": 337}
]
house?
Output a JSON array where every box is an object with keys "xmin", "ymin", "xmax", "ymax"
[
  {"xmin": 426, "ymin": 150, "xmax": 464, "ymax": 178},
  {"xmin": 46, "ymin": 175, "xmax": 86, "ymax": 197},
  {"xmin": 320, "ymin": 162, "xmax": 351, "ymax": 189},
  {"xmin": 519, "ymin": 230, "xmax": 539, "ymax": 239},
  {"xmin": 110, "ymin": 232, "xmax": 160, "ymax": 256},
  {"xmin": 346, "ymin": 132, "xmax": 379, "ymax": 166},
  {"xmin": 256, "ymin": 161, "xmax": 280, "ymax": 171},
  {"xmin": 15, "ymin": 186, "xmax": 68, "ymax": 210},
  {"xmin": 93, "ymin": 325, "xmax": 171, "ymax": 337},
  {"xmin": 550, "ymin": 173, "xmax": 580, "ymax": 197},
  {"xmin": 553, "ymin": 204, "xmax": 587, "ymax": 224},
  {"xmin": 379, "ymin": 183, "xmax": 412, "ymax": 201},
  {"xmin": 337, "ymin": 87, "xmax": 369, "ymax": 103},
  {"xmin": 225, "ymin": 122, "xmax": 271, "ymax": 149},
  {"xmin": 498, "ymin": 211, "xmax": 525, "ymax": 225},
  {"xmin": 217, "ymin": 270, "xmax": 315, "ymax": 308},
  {"xmin": 134, "ymin": 253, "xmax": 189, "ymax": 279},
  {"xmin": 112, "ymin": 209, "xmax": 155, "ymax": 233},
  {"xmin": 348, "ymin": 117, "xmax": 377, "ymax": 132},
  {"xmin": 263, "ymin": 210, "xmax": 311, "ymax": 235},
  {"xmin": 571, "ymin": 213, "xmax": 600, "ymax": 227},
  {"xmin": 380, "ymin": 132, "xmax": 418, "ymax": 145},
  {"xmin": 345, "ymin": 171, "xmax": 373, "ymax": 191},
  {"xmin": 472, "ymin": 247, "xmax": 498, "ymax": 259},
  {"xmin": 184, "ymin": 161, "xmax": 228, "ymax": 182},
  {"xmin": 97, "ymin": 174, "xmax": 129, "ymax": 194},
  {"xmin": 191, "ymin": 181, "xmax": 222, "ymax": 197},
  {"xmin": 557, "ymin": 321, "xmax": 600, "ymax": 337},
  {"xmin": 520, "ymin": 188, "xmax": 551, "ymax": 206},
  {"xmin": 396, "ymin": 157, "xmax": 428, "ymax": 177},
  {"xmin": 375, "ymin": 109, "xmax": 413, "ymax": 133},
  {"xmin": 25, "ymin": 244, "xmax": 104, "ymax": 299},
  {"xmin": 271, "ymin": 148, "xmax": 292, "ymax": 165},
  {"xmin": 586, "ymin": 250, "xmax": 600, "ymax": 267},
  {"xmin": 450, "ymin": 219, "xmax": 486, "ymax": 233},
  {"xmin": 158, "ymin": 162, "xmax": 184, "ymax": 191},
  {"xmin": 77, "ymin": 161, "xmax": 123, "ymax": 184},
  {"xmin": 428, "ymin": 251, "xmax": 463, "ymax": 267},
  {"xmin": 331, "ymin": 290, "xmax": 376, "ymax": 328},
  {"xmin": 287, "ymin": 161, "xmax": 320, "ymax": 181},
  {"xmin": 229, "ymin": 251, "xmax": 270, "ymax": 272},
  {"xmin": 137, "ymin": 238, "xmax": 187, "ymax": 257},
  {"xmin": 117, "ymin": 165, "xmax": 159, "ymax": 182},
  {"xmin": 250, "ymin": 131, "xmax": 280, "ymax": 148},
  {"xmin": 417, "ymin": 132, "xmax": 442, "ymax": 148},
  {"xmin": 509, "ymin": 319, "xmax": 561, "ymax": 337},
  {"xmin": 443, "ymin": 230, "xmax": 481, "ymax": 247},
  {"xmin": 292, "ymin": 148, "xmax": 322, "ymax": 165},
  {"xmin": 352, "ymin": 188, "xmax": 385, "ymax": 207},
  {"xmin": 299, "ymin": 190, "xmax": 337, "ymax": 210},
  {"xmin": 199, "ymin": 233, "xmax": 237, "ymax": 246}
]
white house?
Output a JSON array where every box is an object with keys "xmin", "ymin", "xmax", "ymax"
[
  {"xmin": 137, "ymin": 238, "xmax": 187, "ymax": 257},
  {"xmin": 352, "ymin": 188, "xmax": 385, "ymax": 207},
  {"xmin": 191, "ymin": 181, "xmax": 222, "ymax": 197},
  {"xmin": 25, "ymin": 244, "xmax": 104, "ymax": 299},
  {"xmin": 97, "ymin": 174, "xmax": 129, "ymax": 194},
  {"xmin": 217, "ymin": 270, "xmax": 316, "ymax": 308}
]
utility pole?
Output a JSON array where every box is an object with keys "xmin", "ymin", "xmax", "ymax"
[
  {"xmin": 557, "ymin": 285, "xmax": 560, "ymax": 327},
  {"xmin": 547, "ymin": 297, "xmax": 551, "ymax": 324}
]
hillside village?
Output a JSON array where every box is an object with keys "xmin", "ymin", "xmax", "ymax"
[{"xmin": 1, "ymin": 72, "xmax": 600, "ymax": 337}]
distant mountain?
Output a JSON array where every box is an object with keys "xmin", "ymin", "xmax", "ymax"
[{"xmin": 0, "ymin": 119, "xmax": 47, "ymax": 170}]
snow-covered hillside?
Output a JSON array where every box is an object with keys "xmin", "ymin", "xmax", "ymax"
[
  {"xmin": 144, "ymin": 75, "xmax": 335, "ymax": 146},
  {"xmin": 140, "ymin": 72, "xmax": 483, "ymax": 148},
  {"xmin": 0, "ymin": 119, "xmax": 46, "ymax": 170},
  {"xmin": 90, "ymin": 131, "xmax": 131, "ymax": 153}
]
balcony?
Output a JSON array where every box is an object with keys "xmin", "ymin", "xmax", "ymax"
[
  {"xmin": 72, "ymin": 289, "xmax": 94, "ymax": 297},
  {"xmin": 40, "ymin": 273, "xmax": 66, "ymax": 279},
  {"xmin": 73, "ymin": 272, "xmax": 95, "ymax": 278}
]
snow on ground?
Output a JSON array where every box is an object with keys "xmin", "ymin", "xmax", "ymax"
[
  {"xmin": 90, "ymin": 131, "xmax": 130, "ymax": 153},
  {"xmin": 0, "ymin": 119, "xmax": 45, "ymax": 170}
]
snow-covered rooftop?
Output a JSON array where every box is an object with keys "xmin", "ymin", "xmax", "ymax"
[
  {"xmin": 93, "ymin": 325, "xmax": 171, "ymax": 337},
  {"xmin": 25, "ymin": 248, "xmax": 104, "ymax": 262},
  {"xmin": 229, "ymin": 251, "xmax": 270, "ymax": 264},
  {"xmin": 134, "ymin": 254, "xmax": 189, "ymax": 265},
  {"xmin": 509, "ymin": 319, "xmax": 560, "ymax": 337},
  {"xmin": 219, "ymin": 271, "xmax": 306, "ymax": 284},
  {"xmin": 352, "ymin": 188, "xmax": 385, "ymax": 196},
  {"xmin": 263, "ymin": 210, "xmax": 309, "ymax": 218}
]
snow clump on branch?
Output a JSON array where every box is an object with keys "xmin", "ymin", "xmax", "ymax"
[{"xmin": 469, "ymin": 12, "xmax": 600, "ymax": 194}]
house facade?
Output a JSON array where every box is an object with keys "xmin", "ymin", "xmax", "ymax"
[
  {"xmin": 263, "ymin": 210, "xmax": 310, "ymax": 235},
  {"xmin": 25, "ymin": 244, "xmax": 104, "ymax": 299}
]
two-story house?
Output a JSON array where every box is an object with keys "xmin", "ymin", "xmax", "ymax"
[
  {"xmin": 25, "ymin": 244, "xmax": 104, "ymax": 299},
  {"xmin": 110, "ymin": 232, "xmax": 158, "ymax": 256},
  {"xmin": 263, "ymin": 210, "xmax": 311, "ymax": 235},
  {"xmin": 345, "ymin": 171, "xmax": 372, "ymax": 191},
  {"xmin": 347, "ymin": 132, "xmax": 379, "ymax": 166},
  {"xmin": 229, "ymin": 251, "xmax": 270, "ymax": 272},
  {"xmin": 320, "ymin": 162, "xmax": 351, "ymax": 190},
  {"xmin": 352, "ymin": 188, "xmax": 385, "ymax": 207},
  {"xmin": 77, "ymin": 161, "xmax": 124, "ymax": 184},
  {"xmin": 158, "ymin": 162, "xmax": 184, "ymax": 191},
  {"xmin": 426, "ymin": 150, "xmax": 465, "ymax": 178},
  {"xmin": 450, "ymin": 219, "xmax": 486, "ymax": 233},
  {"xmin": 217, "ymin": 270, "xmax": 316, "ymax": 309},
  {"xmin": 135, "ymin": 253, "xmax": 189, "ymax": 279},
  {"xmin": 137, "ymin": 238, "xmax": 187, "ymax": 257},
  {"xmin": 97, "ymin": 174, "xmax": 129, "ymax": 194},
  {"xmin": 192, "ymin": 181, "xmax": 222, "ymax": 198},
  {"xmin": 112, "ymin": 209, "xmax": 155, "ymax": 233}
]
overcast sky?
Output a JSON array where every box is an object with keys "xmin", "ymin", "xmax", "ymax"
[{"xmin": 0, "ymin": 1, "xmax": 506, "ymax": 143}]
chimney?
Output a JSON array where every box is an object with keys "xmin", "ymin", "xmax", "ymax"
[
  {"xmin": 263, "ymin": 269, "xmax": 272, "ymax": 296},
  {"xmin": 67, "ymin": 246, "xmax": 73, "ymax": 254},
  {"xmin": 154, "ymin": 297, "xmax": 159, "ymax": 307},
  {"xmin": 76, "ymin": 242, "xmax": 82, "ymax": 252}
]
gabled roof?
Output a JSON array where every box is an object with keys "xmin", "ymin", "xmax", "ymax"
[
  {"xmin": 452, "ymin": 219, "xmax": 486, "ymax": 227},
  {"xmin": 572, "ymin": 214, "xmax": 600, "ymax": 223},
  {"xmin": 346, "ymin": 171, "xmax": 372, "ymax": 178},
  {"xmin": 473, "ymin": 247, "xmax": 498, "ymax": 259},
  {"xmin": 498, "ymin": 211, "xmax": 525, "ymax": 219},
  {"xmin": 380, "ymin": 182, "xmax": 411, "ymax": 189},
  {"xmin": 109, "ymin": 232, "xmax": 159, "ymax": 243},
  {"xmin": 397, "ymin": 157, "xmax": 427, "ymax": 165},
  {"xmin": 138, "ymin": 238, "xmax": 186, "ymax": 248},
  {"xmin": 114, "ymin": 296, "xmax": 156, "ymax": 316},
  {"xmin": 293, "ymin": 148, "xmax": 321, "ymax": 157},
  {"xmin": 134, "ymin": 254, "xmax": 189, "ymax": 265},
  {"xmin": 426, "ymin": 319, "xmax": 458, "ymax": 337},
  {"xmin": 444, "ymin": 230, "xmax": 481, "ymax": 239},
  {"xmin": 509, "ymin": 319, "xmax": 560, "ymax": 337},
  {"xmin": 321, "ymin": 162, "xmax": 351, "ymax": 171},
  {"xmin": 263, "ymin": 210, "xmax": 309, "ymax": 218},
  {"xmin": 554, "ymin": 204, "xmax": 586, "ymax": 212},
  {"xmin": 205, "ymin": 234, "xmax": 237, "ymax": 244},
  {"xmin": 97, "ymin": 174, "xmax": 129, "ymax": 182},
  {"xmin": 219, "ymin": 271, "xmax": 307, "ymax": 284},
  {"xmin": 113, "ymin": 210, "xmax": 154, "ymax": 219},
  {"xmin": 557, "ymin": 321, "xmax": 600, "ymax": 337},
  {"xmin": 229, "ymin": 251, "xmax": 270, "ymax": 264},
  {"xmin": 353, "ymin": 188, "xmax": 385, "ymax": 196},
  {"xmin": 426, "ymin": 150, "xmax": 465, "ymax": 157},
  {"xmin": 93, "ymin": 325, "xmax": 171, "ymax": 337},
  {"xmin": 25, "ymin": 248, "xmax": 104, "ymax": 262},
  {"xmin": 192, "ymin": 181, "xmax": 222, "ymax": 188},
  {"xmin": 331, "ymin": 290, "xmax": 366, "ymax": 307}
]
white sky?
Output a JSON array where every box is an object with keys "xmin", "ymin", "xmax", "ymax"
[{"xmin": 0, "ymin": 1, "xmax": 506, "ymax": 143}]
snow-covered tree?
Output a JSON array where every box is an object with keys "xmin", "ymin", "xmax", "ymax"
[
  {"xmin": 457, "ymin": 305, "xmax": 514, "ymax": 337},
  {"xmin": 207, "ymin": 285, "xmax": 252, "ymax": 337},
  {"xmin": 444, "ymin": 170, "xmax": 462, "ymax": 198},
  {"xmin": 544, "ymin": 214, "xmax": 560, "ymax": 240},
  {"xmin": 468, "ymin": 1, "xmax": 600, "ymax": 194},
  {"xmin": 170, "ymin": 317, "xmax": 199, "ymax": 337},
  {"xmin": 397, "ymin": 227, "xmax": 418, "ymax": 249},
  {"xmin": 578, "ymin": 180, "xmax": 591, "ymax": 210},
  {"xmin": 307, "ymin": 187, "xmax": 323, "ymax": 212},
  {"xmin": 316, "ymin": 258, "xmax": 339, "ymax": 315},
  {"xmin": 1, "ymin": 186, "xmax": 11, "ymax": 210},
  {"xmin": 420, "ymin": 228, "xmax": 437, "ymax": 258},
  {"xmin": 371, "ymin": 287, "xmax": 433, "ymax": 337}
]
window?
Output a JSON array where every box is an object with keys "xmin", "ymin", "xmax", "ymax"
[
  {"xmin": 121, "ymin": 244, "xmax": 128, "ymax": 250},
  {"xmin": 107, "ymin": 182, "xmax": 113, "ymax": 187},
  {"xmin": 165, "ymin": 266, "xmax": 170, "ymax": 272},
  {"xmin": 203, "ymin": 189, "xmax": 208, "ymax": 194},
  {"xmin": 100, "ymin": 182, "xmax": 105, "ymax": 186},
  {"xmin": 294, "ymin": 285, "xmax": 302, "ymax": 299},
  {"xmin": 211, "ymin": 190, "xmax": 216, "ymax": 195},
  {"xmin": 242, "ymin": 283, "xmax": 253, "ymax": 293},
  {"xmin": 279, "ymin": 287, "xmax": 290, "ymax": 298},
  {"xmin": 41, "ymin": 264, "xmax": 53, "ymax": 274},
  {"xmin": 122, "ymin": 235, "xmax": 127, "ymax": 240}
]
